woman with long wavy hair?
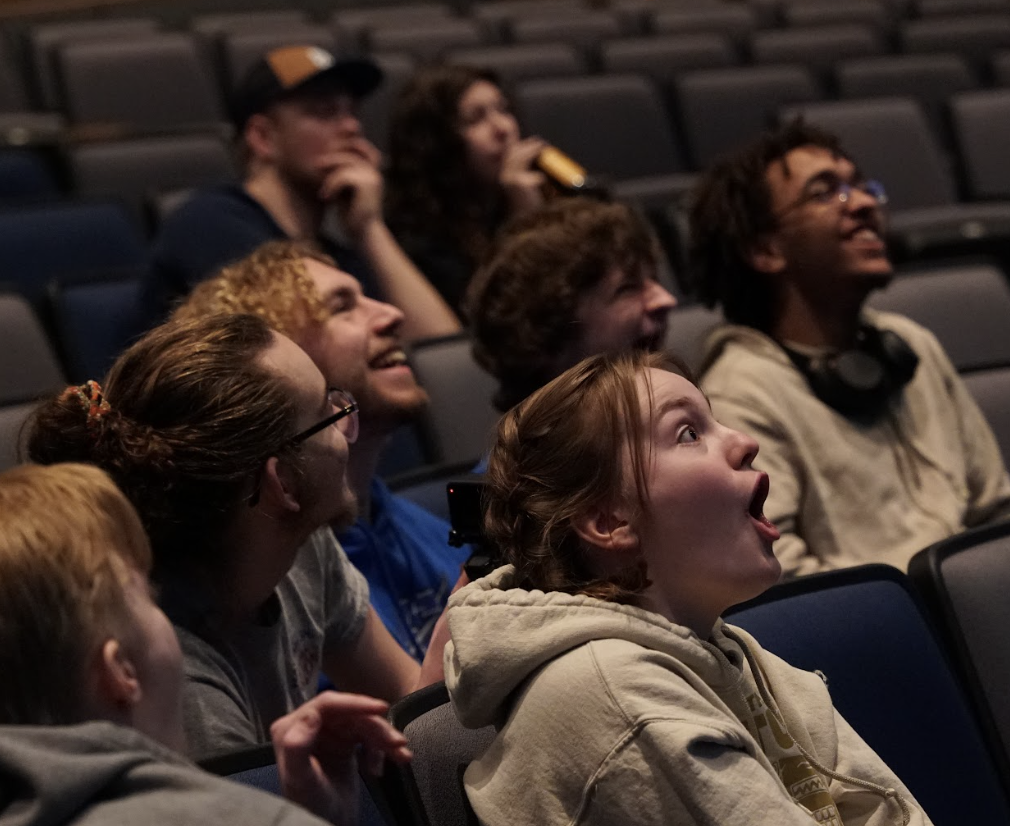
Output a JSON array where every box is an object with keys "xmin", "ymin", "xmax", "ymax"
[{"xmin": 385, "ymin": 64, "xmax": 546, "ymax": 315}]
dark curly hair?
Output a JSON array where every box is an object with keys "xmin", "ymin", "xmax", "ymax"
[
  {"xmin": 484, "ymin": 350, "xmax": 690, "ymax": 604},
  {"xmin": 687, "ymin": 118, "xmax": 844, "ymax": 331},
  {"xmin": 465, "ymin": 197, "xmax": 658, "ymax": 411},
  {"xmin": 385, "ymin": 64, "xmax": 508, "ymax": 271},
  {"xmin": 26, "ymin": 313, "xmax": 301, "ymax": 581}
]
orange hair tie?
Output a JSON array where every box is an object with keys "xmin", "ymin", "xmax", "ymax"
[{"xmin": 60, "ymin": 380, "xmax": 112, "ymax": 426}]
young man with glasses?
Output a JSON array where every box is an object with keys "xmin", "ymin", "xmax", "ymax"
[
  {"xmin": 26, "ymin": 313, "xmax": 445, "ymax": 760},
  {"xmin": 176, "ymin": 241, "xmax": 470, "ymax": 662},
  {"xmin": 688, "ymin": 119, "xmax": 1010, "ymax": 577}
]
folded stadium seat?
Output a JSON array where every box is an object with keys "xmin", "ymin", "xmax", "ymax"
[
  {"xmin": 68, "ymin": 134, "xmax": 235, "ymax": 226},
  {"xmin": 470, "ymin": 0, "xmax": 584, "ymax": 43},
  {"xmin": 909, "ymin": 522, "xmax": 1010, "ymax": 791},
  {"xmin": 58, "ymin": 33, "xmax": 225, "ymax": 132},
  {"xmin": 48, "ymin": 275, "xmax": 145, "ymax": 383},
  {"xmin": 360, "ymin": 52, "xmax": 417, "ymax": 155},
  {"xmin": 0, "ymin": 148, "xmax": 60, "ymax": 203},
  {"xmin": 950, "ymin": 88, "xmax": 1010, "ymax": 201},
  {"xmin": 368, "ymin": 20, "xmax": 487, "ymax": 65},
  {"xmin": 445, "ymin": 43, "xmax": 586, "ymax": 90},
  {"xmin": 915, "ymin": 0, "xmax": 1009, "ymax": 15},
  {"xmin": 867, "ymin": 262, "xmax": 1010, "ymax": 372},
  {"xmin": 331, "ymin": 3, "xmax": 456, "ymax": 52},
  {"xmin": 601, "ymin": 33, "xmax": 739, "ymax": 88},
  {"xmin": 28, "ymin": 17, "xmax": 160, "ymax": 111},
  {"xmin": 663, "ymin": 302, "xmax": 723, "ymax": 376},
  {"xmin": 726, "ymin": 564, "xmax": 1010, "ymax": 826},
  {"xmin": 993, "ymin": 48, "xmax": 1010, "ymax": 84},
  {"xmin": 900, "ymin": 14, "xmax": 1010, "ymax": 76},
  {"xmin": 221, "ymin": 26, "xmax": 338, "ymax": 93},
  {"xmin": 514, "ymin": 74, "xmax": 696, "ymax": 207},
  {"xmin": 509, "ymin": 11, "xmax": 624, "ymax": 67},
  {"xmin": 380, "ymin": 682, "xmax": 496, "ymax": 826},
  {"xmin": 190, "ymin": 11, "xmax": 311, "ymax": 38},
  {"xmin": 750, "ymin": 24, "xmax": 885, "ymax": 85},
  {"xmin": 836, "ymin": 54, "xmax": 976, "ymax": 145},
  {"xmin": 962, "ymin": 367, "xmax": 1010, "ymax": 465},
  {"xmin": 653, "ymin": 5, "xmax": 758, "ymax": 48},
  {"xmin": 0, "ymin": 39, "xmax": 30, "ymax": 114},
  {"xmin": 0, "ymin": 290, "xmax": 66, "ymax": 406},
  {"xmin": 783, "ymin": 97, "xmax": 1010, "ymax": 265},
  {"xmin": 0, "ymin": 291, "xmax": 66, "ymax": 471},
  {"xmin": 782, "ymin": 0, "xmax": 893, "ymax": 34},
  {"xmin": 408, "ymin": 333, "xmax": 499, "ymax": 467},
  {"xmin": 0, "ymin": 201, "xmax": 146, "ymax": 309},
  {"xmin": 676, "ymin": 64, "xmax": 821, "ymax": 170}
]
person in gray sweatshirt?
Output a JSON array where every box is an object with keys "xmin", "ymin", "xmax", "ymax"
[{"xmin": 0, "ymin": 462, "xmax": 410, "ymax": 826}]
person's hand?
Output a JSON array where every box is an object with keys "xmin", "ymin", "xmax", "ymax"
[
  {"xmin": 271, "ymin": 691, "xmax": 412, "ymax": 826},
  {"xmin": 499, "ymin": 136, "xmax": 547, "ymax": 216},
  {"xmin": 317, "ymin": 137, "xmax": 385, "ymax": 242}
]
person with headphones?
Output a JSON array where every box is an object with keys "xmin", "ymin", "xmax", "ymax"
[{"xmin": 688, "ymin": 119, "xmax": 1010, "ymax": 577}]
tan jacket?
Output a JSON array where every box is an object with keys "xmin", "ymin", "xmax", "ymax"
[
  {"xmin": 445, "ymin": 566, "xmax": 931, "ymax": 826},
  {"xmin": 700, "ymin": 311, "xmax": 1010, "ymax": 577}
]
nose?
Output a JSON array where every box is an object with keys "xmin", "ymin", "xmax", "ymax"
[
  {"xmin": 645, "ymin": 279, "xmax": 677, "ymax": 315},
  {"xmin": 723, "ymin": 424, "xmax": 759, "ymax": 470},
  {"xmin": 843, "ymin": 183, "xmax": 882, "ymax": 216},
  {"xmin": 367, "ymin": 295, "xmax": 405, "ymax": 335}
]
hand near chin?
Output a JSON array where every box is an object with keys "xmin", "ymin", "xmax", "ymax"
[
  {"xmin": 317, "ymin": 139, "xmax": 385, "ymax": 240},
  {"xmin": 500, "ymin": 136, "xmax": 547, "ymax": 216},
  {"xmin": 271, "ymin": 691, "xmax": 412, "ymax": 826}
]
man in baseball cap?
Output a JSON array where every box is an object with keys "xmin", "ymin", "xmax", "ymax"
[{"xmin": 145, "ymin": 45, "xmax": 459, "ymax": 343}]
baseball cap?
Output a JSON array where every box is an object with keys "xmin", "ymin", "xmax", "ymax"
[{"xmin": 231, "ymin": 45, "xmax": 383, "ymax": 129}]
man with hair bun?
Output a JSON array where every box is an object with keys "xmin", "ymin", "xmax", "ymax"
[
  {"xmin": 176, "ymin": 241, "xmax": 469, "ymax": 661},
  {"xmin": 26, "ymin": 313, "xmax": 445, "ymax": 761},
  {"xmin": 466, "ymin": 197, "xmax": 677, "ymax": 413},
  {"xmin": 0, "ymin": 462, "xmax": 411, "ymax": 826}
]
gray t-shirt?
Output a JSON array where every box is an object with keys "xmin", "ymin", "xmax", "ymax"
[{"xmin": 171, "ymin": 527, "xmax": 370, "ymax": 760}]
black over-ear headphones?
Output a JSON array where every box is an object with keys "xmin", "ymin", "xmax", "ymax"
[{"xmin": 780, "ymin": 325, "xmax": 919, "ymax": 418}]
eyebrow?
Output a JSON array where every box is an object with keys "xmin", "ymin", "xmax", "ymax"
[{"xmin": 321, "ymin": 285, "xmax": 357, "ymax": 306}]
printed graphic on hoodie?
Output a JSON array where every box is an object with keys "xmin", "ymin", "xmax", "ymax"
[{"xmin": 743, "ymin": 690, "xmax": 842, "ymax": 825}]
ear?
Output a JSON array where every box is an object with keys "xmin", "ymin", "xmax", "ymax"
[
  {"xmin": 244, "ymin": 112, "xmax": 277, "ymax": 163},
  {"xmin": 572, "ymin": 503, "xmax": 639, "ymax": 555},
  {"xmin": 95, "ymin": 638, "xmax": 141, "ymax": 711},
  {"xmin": 255, "ymin": 456, "xmax": 302, "ymax": 516},
  {"xmin": 748, "ymin": 235, "xmax": 786, "ymax": 276}
]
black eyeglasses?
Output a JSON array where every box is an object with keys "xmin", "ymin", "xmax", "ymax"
[
  {"xmin": 247, "ymin": 389, "xmax": 358, "ymax": 508},
  {"xmin": 287, "ymin": 388, "xmax": 359, "ymax": 447},
  {"xmin": 778, "ymin": 177, "xmax": 888, "ymax": 219}
]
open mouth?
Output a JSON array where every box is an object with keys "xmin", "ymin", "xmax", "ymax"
[
  {"xmin": 748, "ymin": 473, "xmax": 781, "ymax": 545},
  {"xmin": 844, "ymin": 222, "xmax": 885, "ymax": 247},
  {"xmin": 369, "ymin": 347, "xmax": 409, "ymax": 370}
]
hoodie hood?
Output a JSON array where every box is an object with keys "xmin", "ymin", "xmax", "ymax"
[
  {"xmin": 444, "ymin": 565, "xmax": 743, "ymax": 730},
  {"xmin": 0, "ymin": 721, "xmax": 193, "ymax": 826}
]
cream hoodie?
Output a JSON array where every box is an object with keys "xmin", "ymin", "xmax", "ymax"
[
  {"xmin": 701, "ymin": 310, "xmax": 1010, "ymax": 577},
  {"xmin": 445, "ymin": 566, "xmax": 931, "ymax": 826}
]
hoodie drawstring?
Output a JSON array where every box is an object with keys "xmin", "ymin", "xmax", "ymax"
[{"xmin": 721, "ymin": 626, "xmax": 912, "ymax": 826}]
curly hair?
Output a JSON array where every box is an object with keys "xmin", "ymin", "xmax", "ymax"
[
  {"xmin": 484, "ymin": 350, "xmax": 690, "ymax": 604},
  {"xmin": 465, "ymin": 197, "xmax": 659, "ymax": 411},
  {"xmin": 687, "ymin": 118, "xmax": 843, "ymax": 331},
  {"xmin": 0, "ymin": 463, "xmax": 151, "ymax": 725},
  {"xmin": 174, "ymin": 240, "xmax": 331, "ymax": 345},
  {"xmin": 385, "ymin": 64, "xmax": 507, "ymax": 269},
  {"xmin": 26, "ymin": 314, "xmax": 301, "ymax": 580}
]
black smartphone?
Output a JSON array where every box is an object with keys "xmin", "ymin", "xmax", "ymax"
[{"xmin": 446, "ymin": 477, "xmax": 500, "ymax": 580}]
